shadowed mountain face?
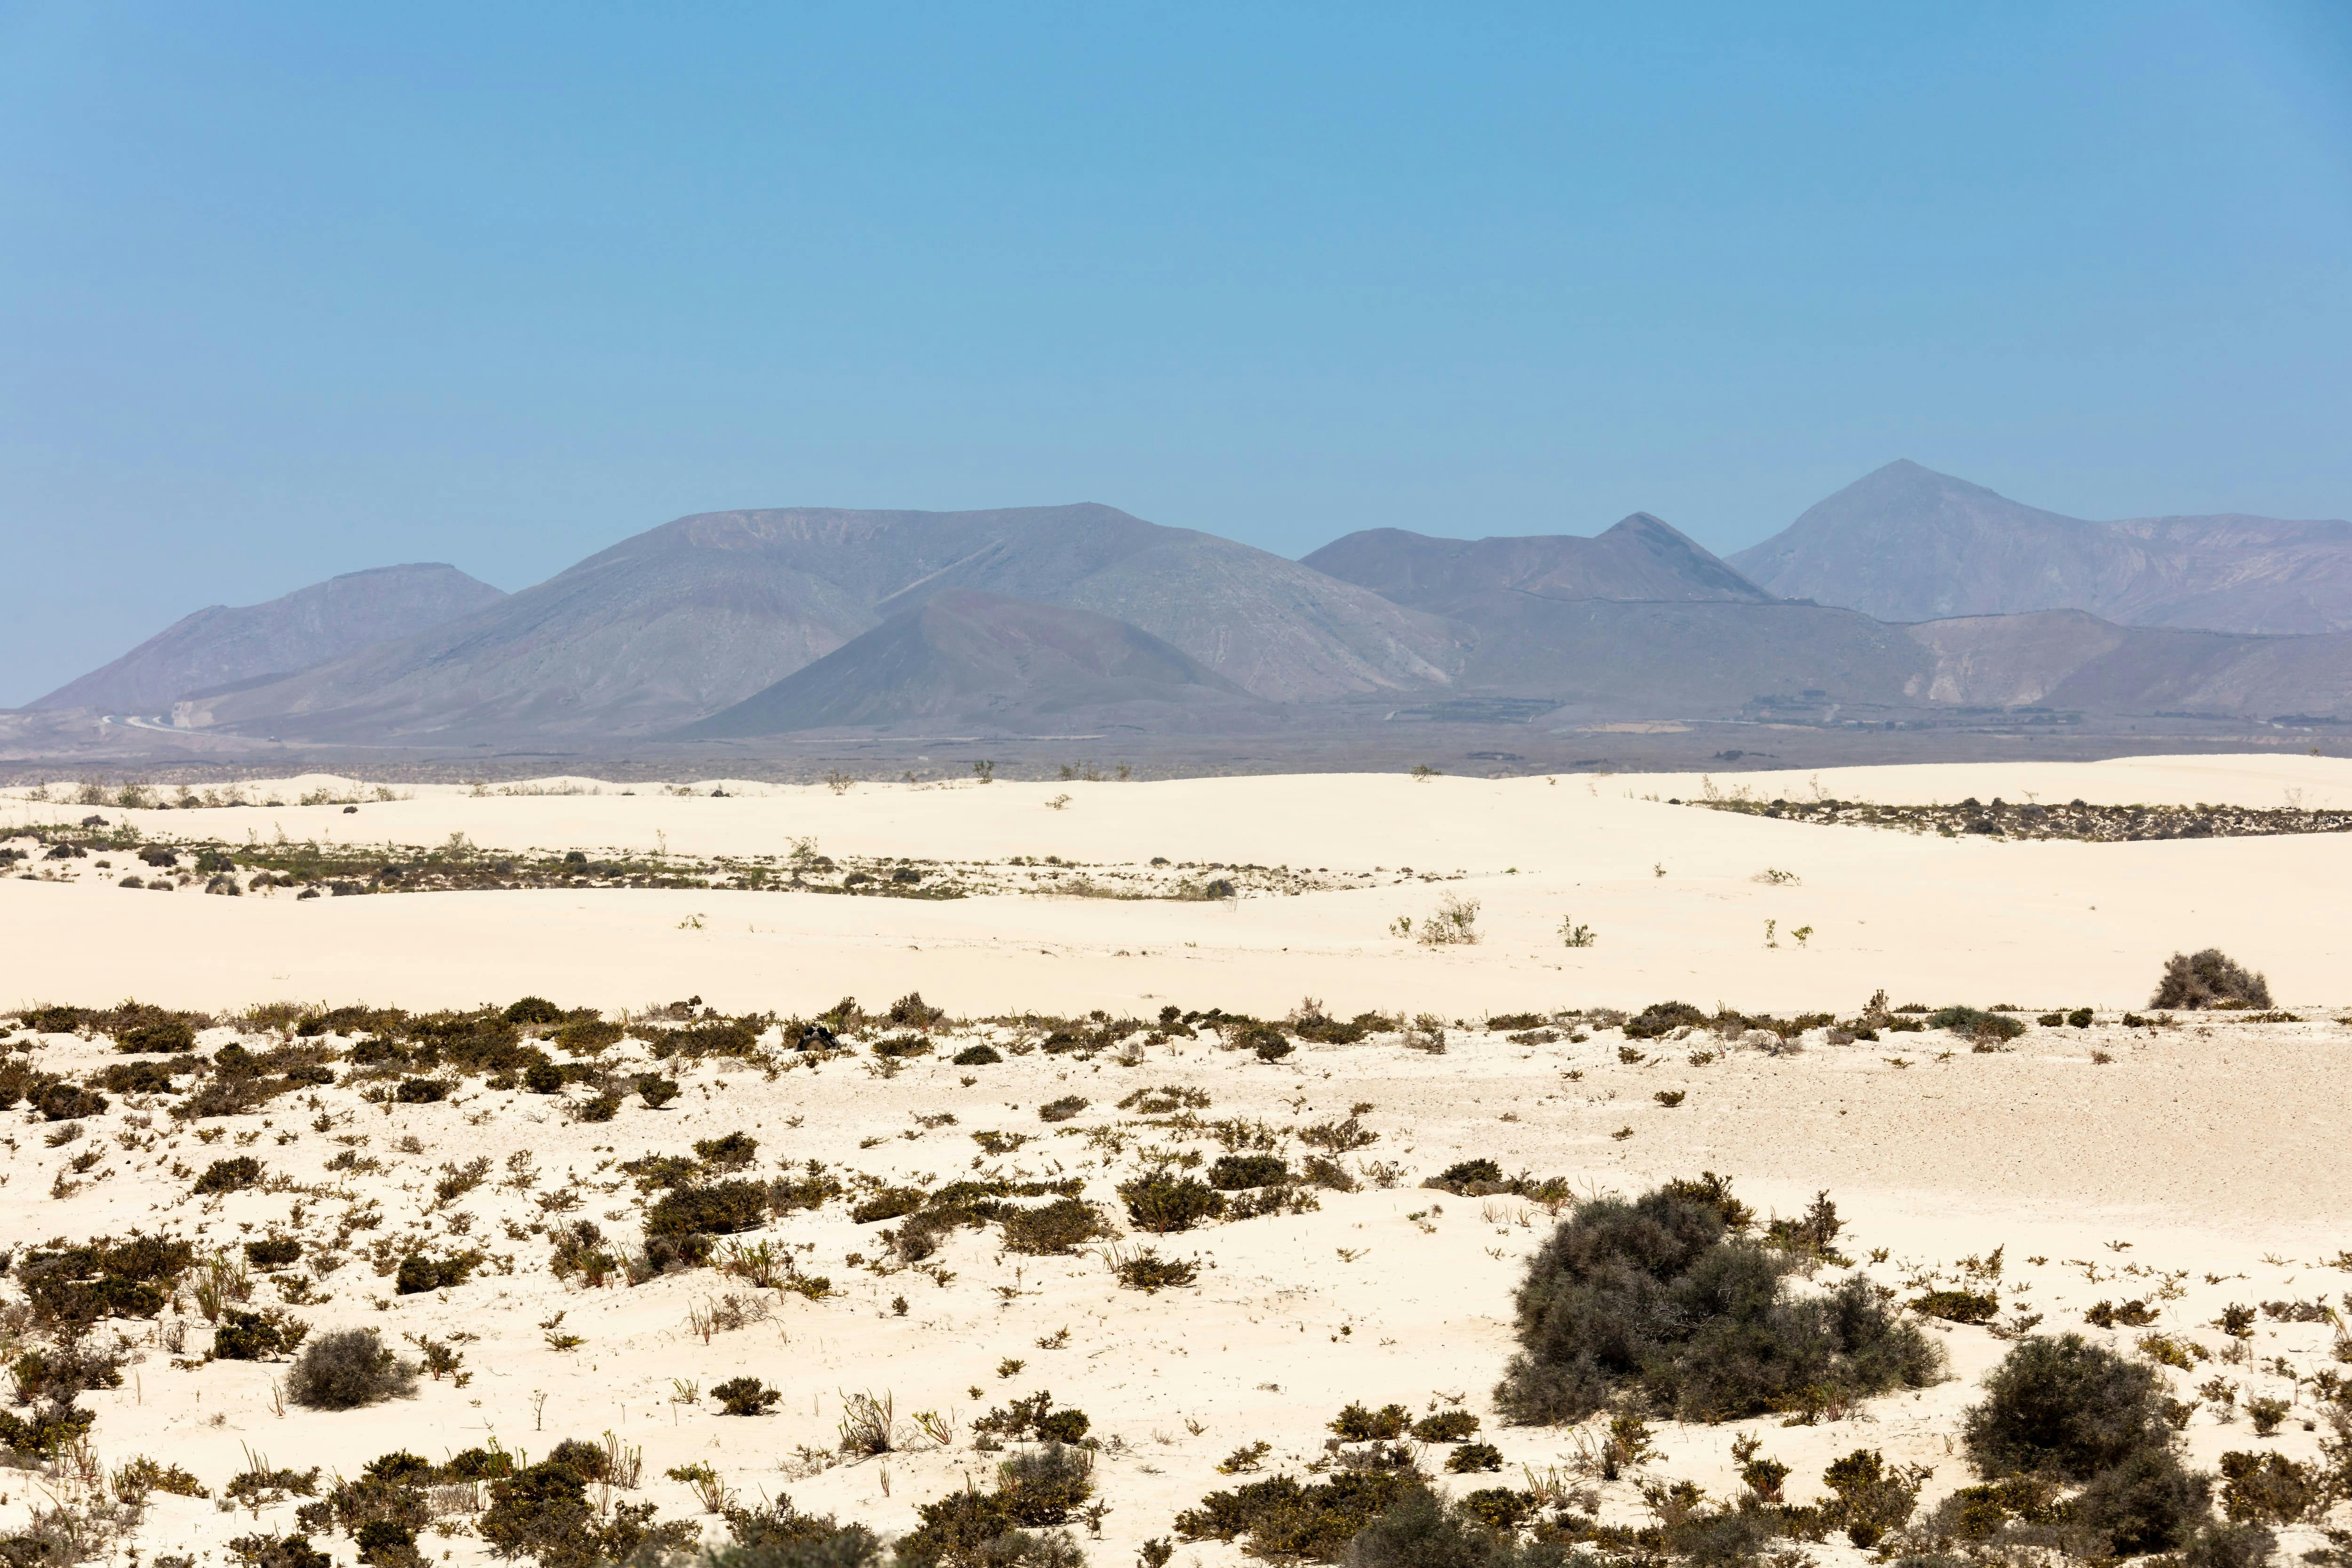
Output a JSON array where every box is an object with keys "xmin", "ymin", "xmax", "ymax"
[
  {"xmin": 1731, "ymin": 461, "xmax": 2352, "ymax": 633},
  {"xmin": 188, "ymin": 505, "xmax": 1456, "ymax": 741},
  {"xmin": 31, "ymin": 564, "xmax": 507, "ymax": 715},
  {"xmin": 1303, "ymin": 512, "xmax": 1771, "ymax": 614},
  {"xmin": 679, "ymin": 590, "xmax": 1273, "ymax": 736}
]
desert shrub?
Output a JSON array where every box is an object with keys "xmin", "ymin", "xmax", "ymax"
[
  {"xmin": 1001, "ymin": 1198, "xmax": 1112, "ymax": 1256},
  {"xmin": 286, "ymin": 1328, "xmax": 416, "ymax": 1410},
  {"xmin": 393, "ymin": 1076, "xmax": 447, "ymax": 1104},
  {"xmin": 952, "ymin": 1044, "xmax": 1002, "ymax": 1066},
  {"xmin": 2152, "ymin": 948, "xmax": 2272, "ymax": 1009},
  {"xmin": 1962, "ymin": 1334, "xmax": 2169, "ymax": 1481},
  {"xmin": 1176, "ymin": 1469, "xmax": 1418, "ymax": 1562},
  {"xmin": 554, "ymin": 1017, "xmax": 622, "ymax": 1053},
  {"xmin": 1120, "ymin": 1170, "xmax": 1227, "ymax": 1233},
  {"xmin": 1821, "ymin": 1447, "xmax": 1933, "ymax": 1547},
  {"xmin": 712, "ymin": 1509, "xmax": 883, "ymax": 1566},
  {"xmin": 0, "ymin": 1399, "xmax": 96, "ymax": 1458},
  {"xmin": 695, "ymin": 1130, "xmax": 759, "ymax": 1169},
  {"xmin": 524, "ymin": 1061, "xmax": 565, "ymax": 1093},
  {"xmin": 1494, "ymin": 1178, "xmax": 1941, "ymax": 1424},
  {"xmin": 1426, "ymin": 1159, "xmax": 1506, "ymax": 1194},
  {"xmin": 1411, "ymin": 1409, "xmax": 1480, "ymax": 1442},
  {"xmin": 871, "ymin": 1033, "xmax": 933, "ymax": 1059},
  {"xmin": 973, "ymin": 1392, "xmax": 1092, "ymax": 1445},
  {"xmin": 1444, "ymin": 1443, "xmax": 1503, "ymax": 1473},
  {"xmin": 851, "ymin": 1187, "xmax": 927, "ymax": 1224},
  {"xmin": 1111, "ymin": 1246, "xmax": 1198, "ymax": 1293},
  {"xmin": 995, "ymin": 1442, "xmax": 1095, "ymax": 1523},
  {"xmin": 648, "ymin": 1178, "xmax": 770, "ymax": 1236},
  {"xmin": 1331, "ymin": 1402, "xmax": 1412, "ymax": 1441},
  {"xmin": 713, "ymin": 1376, "xmax": 780, "ymax": 1415},
  {"xmin": 34, "ymin": 1081, "xmax": 108, "ymax": 1120},
  {"xmin": 1037, "ymin": 1095, "xmax": 1088, "ymax": 1122},
  {"xmin": 98, "ymin": 1059, "xmax": 177, "ymax": 1093},
  {"xmin": 119, "ymin": 1016, "xmax": 197, "ymax": 1054},
  {"xmin": 477, "ymin": 1456, "xmax": 692, "ymax": 1566},
  {"xmin": 2083, "ymin": 1298, "xmax": 2160, "ymax": 1329},
  {"xmin": 2070, "ymin": 1445, "xmax": 2209, "ymax": 1554},
  {"xmin": 393, "ymin": 1250, "xmax": 482, "ymax": 1294},
  {"xmin": 1622, "ymin": 1001, "xmax": 1707, "ymax": 1040},
  {"xmin": 1208, "ymin": 1153, "xmax": 1291, "ymax": 1190},
  {"xmin": 1911, "ymin": 1289, "xmax": 1999, "ymax": 1324},
  {"xmin": 213, "ymin": 1307, "xmax": 309, "ymax": 1361},
  {"xmin": 2217, "ymin": 1451, "xmax": 2321, "ymax": 1523},
  {"xmin": 888, "ymin": 991, "xmax": 946, "ymax": 1027},
  {"xmin": 1340, "ymin": 1483, "xmax": 1561, "ymax": 1568},
  {"xmin": 194, "ymin": 1155, "xmax": 264, "ymax": 1194},
  {"xmin": 1926, "ymin": 1006, "xmax": 2026, "ymax": 1045},
  {"xmin": 503, "ymin": 996, "xmax": 565, "ymax": 1025},
  {"xmin": 637, "ymin": 1075, "xmax": 680, "ymax": 1108},
  {"xmin": 9, "ymin": 1341, "xmax": 125, "ymax": 1402},
  {"xmin": 638, "ymin": 1232, "xmax": 715, "ymax": 1274}
]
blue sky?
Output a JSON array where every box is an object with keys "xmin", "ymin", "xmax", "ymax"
[{"xmin": 4, "ymin": 1, "xmax": 2350, "ymax": 702}]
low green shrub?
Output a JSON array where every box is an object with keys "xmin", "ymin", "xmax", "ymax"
[
  {"xmin": 393, "ymin": 1077, "xmax": 448, "ymax": 1104},
  {"xmin": 1036, "ymin": 1095, "xmax": 1088, "ymax": 1122},
  {"xmin": 286, "ymin": 1328, "xmax": 415, "ymax": 1410},
  {"xmin": 1410, "ymin": 1409, "xmax": 1479, "ymax": 1442},
  {"xmin": 2152, "ymin": 949, "xmax": 2271, "ymax": 1010},
  {"xmin": 1111, "ymin": 1247, "xmax": 1198, "ymax": 1293},
  {"xmin": 952, "ymin": 1044, "xmax": 1002, "ymax": 1066},
  {"xmin": 1208, "ymin": 1154, "xmax": 1290, "ymax": 1190},
  {"xmin": 394, "ymin": 1250, "xmax": 483, "ymax": 1295},
  {"xmin": 194, "ymin": 1156, "xmax": 264, "ymax": 1194},
  {"xmin": 647, "ymin": 1178, "xmax": 769, "ymax": 1236},
  {"xmin": 214, "ymin": 1307, "xmax": 309, "ymax": 1361},
  {"xmin": 1494, "ymin": 1176, "xmax": 1941, "ymax": 1424},
  {"xmin": 712, "ymin": 1376, "xmax": 780, "ymax": 1415},
  {"xmin": 1962, "ymin": 1333, "xmax": 2169, "ymax": 1481},
  {"xmin": 1000, "ymin": 1199, "xmax": 1112, "ymax": 1256},
  {"xmin": 1120, "ymin": 1171, "xmax": 1225, "ymax": 1233}
]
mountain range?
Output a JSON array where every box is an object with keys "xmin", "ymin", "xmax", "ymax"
[
  {"xmin": 31, "ymin": 564, "xmax": 504, "ymax": 715},
  {"xmin": 26, "ymin": 464, "xmax": 2352, "ymax": 744},
  {"xmin": 1731, "ymin": 460, "xmax": 2352, "ymax": 633}
]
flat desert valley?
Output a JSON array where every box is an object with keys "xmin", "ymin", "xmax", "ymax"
[{"xmin": 1, "ymin": 755, "xmax": 2347, "ymax": 1567}]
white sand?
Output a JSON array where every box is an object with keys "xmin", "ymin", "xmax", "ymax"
[{"xmin": 2, "ymin": 756, "xmax": 2347, "ymax": 1563}]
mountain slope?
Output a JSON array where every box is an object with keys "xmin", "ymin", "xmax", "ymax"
[
  {"xmin": 31, "ymin": 564, "xmax": 506, "ymax": 714},
  {"xmin": 1731, "ymin": 461, "xmax": 2352, "ymax": 632},
  {"xmin": 679, "ymin": 591, "xmax": 1271, "ymax": 736},
  {"xmin": 1303, "ymin": 512, "xmax": 1770, "ymax": 615},
  {"xmin": 189, "ymin": 505, "xmax": 1455, "ymax": 741},
  {"xmin": 1905, "ymin": 612, "xmax": 2352, "ymax": 717}
]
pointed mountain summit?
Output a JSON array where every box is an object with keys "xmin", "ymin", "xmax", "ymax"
[
  {"xmin": 1731, "ymin": 460, "xmax": 2352, "ymax": 632},
  {"xmin": 32, "ymin": 563, "xmax": 506, "ymax": 714},
  {"xmin": 1302, "ymin": 512, "xmax": 1769, "ymax": 616},
  {"xmin": 678, "ymin": 590, "xmax": 1271, "ymax": 736}
]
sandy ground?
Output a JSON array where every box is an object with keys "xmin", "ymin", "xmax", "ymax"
[
  {"xmin": 4, "ymin": 755, "xmax": 2350, "ymax": 1017},
  {"xmin": 1, "ymin": 756, "xmax": 2348, "ymax": 1564}
]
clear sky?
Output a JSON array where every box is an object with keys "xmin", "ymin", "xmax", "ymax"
[{"xmin": 5, "ymin": 1, "xmax": 2350, "ymax": 703}]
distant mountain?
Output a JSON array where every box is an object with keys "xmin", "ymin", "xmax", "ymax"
[
  {"xmin": 678, "ymin": 590, "xmax": 1272, "ymax": 736},
  {"xmin": 188, "ymin": 505, "xmax": 1455, "ymax": 741},
  {"xmin": 1904, "ymin": 611, "xmax": 2352, "ymax": 716},
  {"xmin": 30, "ymin": 564, "xmax": 506, "ymax": 714},
  {"xmin": 1731, "ymin": 460, "xmax": 2352, "ymax": 633},
  {"xmin": 1304, "ymin": 512, "xmax": 1771, "ymax": 614}
]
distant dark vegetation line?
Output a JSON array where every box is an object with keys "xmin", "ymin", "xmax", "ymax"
[{"xmin": 1684, "ymin": 795, "xmax": 2352, "ymax": 842}]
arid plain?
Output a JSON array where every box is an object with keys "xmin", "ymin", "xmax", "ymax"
[{"xmin": 1, "ymin": 756, "xmax": 2346, "ymax": 1566}]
